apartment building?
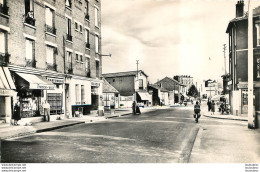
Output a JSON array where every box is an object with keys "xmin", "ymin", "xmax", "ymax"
[{"xmin": 0, "ymin": 0, "xmax": 103, "ymax": 123}]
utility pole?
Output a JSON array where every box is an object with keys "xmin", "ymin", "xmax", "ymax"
[
  {"xmin": 223, "ymin": 44, "xmax": 227, "ymax": 75},
  {"xmin": 136, "ymin": 60, "xmax": 139, "ymax": 81},
  {"xmin": 248, "ymin": 0, "xmax": 255, "ymax": 129}
]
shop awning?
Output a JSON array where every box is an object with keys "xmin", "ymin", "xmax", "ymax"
[
  {"xmin": 0, "ymin": 67, "xmax": 16, "ymax": 90},
  {"xmin": 16, "ymin": 72, "xmax": 55, "ymax": 90},
  {"xmin": 137, "ymin": 91, "xmax": 151, "ymax": 101}
]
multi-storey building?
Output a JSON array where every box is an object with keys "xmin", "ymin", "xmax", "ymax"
[
  {"xmin": 0, "ymin": 0, "xmax": 103, "ymax": 123},
  {"xmin": 103, "ymin": 70, "xmax": 152, "ymax": 108},
  {"xmin": 173, "ymin": 75, "xmax": 193, "ymax": 95},
  {"xmin": 226, "ymin": 0, "xmax": 260, "ymax": 118}
]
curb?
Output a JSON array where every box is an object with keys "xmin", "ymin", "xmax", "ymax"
[
  {"xmin": 35, "ymin": 121, "xmax": 85, "ymax": 133},
  {"xmin": 203, "ymin": 114, "xmax": 248, "ymax": 121},
  {"xmin": 2, "ymin": 121, "xmax": 85, "ymax": 140}
]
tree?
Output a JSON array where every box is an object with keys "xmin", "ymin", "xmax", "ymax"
[{"xmin": 187, "ymin": 84, "xmax": 199, "ymax": 98}]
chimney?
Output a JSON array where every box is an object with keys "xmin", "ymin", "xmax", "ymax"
[{"xmin": 236, "ymin": 0, "xmax": 244, "ymax": 18}]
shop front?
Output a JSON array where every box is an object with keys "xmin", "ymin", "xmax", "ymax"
[
  {"xmin": 0, "ymin": 67, "xmax": 16, "ymax": 123},
  {"xmin": 137, "ymin": 91, "xmax": 152, "ymax": 107},
  {"xmin": 46, "ymin": 77, "xmax": 65, "ymax": 115},
  {"xmin": 14, "ymin": 72, "xmax": 54, "ymax": 118}
]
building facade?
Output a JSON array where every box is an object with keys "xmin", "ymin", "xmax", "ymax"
[
  {"xmin": 155, "ymin": 77, "xmax": 181, "ymax": 105},
  {"xmin": 174, "ymin": 75, "xmax": 193, "ymax": 95},
  {"xmin": 103, "ymin": 70, "xmax": 152, "ymax": 108},
  {"xmin": 226, "ymin": 0, "xmax": 260, "ymax": 116},
  {"xmin": 0, "ymin": 0, "xmax": 103, "ymax": 123}
]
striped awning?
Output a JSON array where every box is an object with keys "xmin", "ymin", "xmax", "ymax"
[{"xmin": 0, "ymin": 67, "xmax": 16, "ymax": 90}]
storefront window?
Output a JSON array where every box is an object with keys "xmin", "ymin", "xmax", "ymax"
[{"xmin": 47, "ymin": 93, "xmax": 62, "ymax": 115}]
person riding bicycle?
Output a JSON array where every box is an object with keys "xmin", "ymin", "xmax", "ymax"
[{"xmin": 194, "ymin": 101, "xmax": 201, "ymax": 116}]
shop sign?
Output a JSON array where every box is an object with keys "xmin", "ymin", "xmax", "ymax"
[
  {"xmin": 30, "ymin": 84, "xmax": 55, "ymax": 90},
  {"xmin": 91, "ymin": 82, "xmax": 100, "ymax": 87},
  {"xmin": 0, "ymin": 89, "xmax": 12, "ymax": 96},
  {"xmin": 237, "ymin": 83, "xmax": 248, "ymax": 89},
  {"xmin": 47, "ymin": 77, "xmax": 64, "ymax": 84}
]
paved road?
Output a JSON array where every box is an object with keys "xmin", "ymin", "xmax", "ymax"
[{"xmin": 1, "ymin": 105, "xmax": 258, "ymax": 163}]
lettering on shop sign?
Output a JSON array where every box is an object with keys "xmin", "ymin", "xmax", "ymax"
[
  {"xmin": 238, "ymin": 84, "xmax": 248, "ymax": 89},
  {"xmin": 91, "ymin": 82, "xmax": 100, "ymax": 87},
  {"xmin": 47, "ymin": 77, "xmax": 64, "ymax": 84},
  {"xmin": 0, "ymin": 89, "xmax": 12, "ymax": 96},
  {"xmin": 37, "ymin": 85, "xmax": 55, "ymax": 90}
]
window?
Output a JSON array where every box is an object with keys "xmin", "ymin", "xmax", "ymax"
[
  {"xmin": 94, "ymin": 7, "xmax": 98, "ymax": 27},
  {"xmin": 86, "ymin": 57, "xmax": 90, "ymax": 77},
  {"xmin": 66, "ymin": 17, "xmax": 72, "ymax": 41},
  {"xmin": 75, "ymin": 22, "xmax": 78, "ymax": 30},
  {"xmin": 139, "ymin": 79, "xmax": 143, "ymax": 89},
  {"xmin": 80, "ymin": 55, "xmax": 83, "ymax": 62},
  {"xmin": 75, "ymin": 84, "xmax": 80, "ymax": 104},
  {"xmin": 256, "ymin": 23, "xmax": 260, "ymax": 46},
  {"xmin": 95, "ymin": 35, "xmax": 99, "ymax": 53},
  {"xmin": 66, "ymin": 51, "xmax": 72, "ymax": 63},
  {"xmin": 65, "ymin": 0, "xmax": 71, "ymax": 8},
  {"xmin": 76, "ymin": 53, "xmax": 78, "ymax": 61},
  {"xmin": 85, "ymin": 1, "xmax": 89, "ymax": 20},
  {"xmin": 81, "ymin": 85, "xmax": 85, "ymax": 104},
  {"xmin": 45, "ymin": 7, "xmax": 56, "ymax": 34},
  {"xmin": 26, "ymin": 39, "xmax": 34, "ymax": 60},
  {"xmin": 0, "ymin": 31, "xmax": 6, "ymax": 54},
  {"xmin": 80, "ymin": 25, "xmax": 82, "ymax": 32},
  {"xmin": 96, "ymin": 60, "xmax": 99, "ymax": 77},
  {"xmin": 85, "ymin": 29, "xmax": 90, "ymax": 48},
  {"xmin": 0, "ymin": 0, "xmax": 8, "ymax": 15},
  {"xmin": 46, "ymin": 45, "xmax": 54, "ymax": 65},
  {"xmin": 25, "ymin": 0, "xmax": 35, "ymax": 26}
]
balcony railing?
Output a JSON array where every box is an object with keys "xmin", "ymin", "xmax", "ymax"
[
  {"xmin": 25, "ymin": 12, "xmax": 36, "ymax": 26},
  {"xmin": 26, "ymin": 59, "xmax": 36, "ymax": 68},
  {"xmin": 67, "ymin": 62, "xmax": 73, "ymax": 74},
  {"xmin": 86, "ymin": 42, "xmax": 90, "ymax": 49},
  {"xmin": 86, "ymin": 69, "xmax": 90, "ymax": 77},
  {"xmin": 66, "ymin": 34, "xmax": 73, "ymax": 42},
  {"xmin": 46, "ymin": 63, "xmax": 57, "ymax": 71},
  {"xmin": 45, "ymin": 24, "xmax": 56, "ymax": 35},
  {"xmin": 0, "ymin": 4, "xmax": 9, "ymax": 15},
  {"xmin": 85, "ymin": 14, "xmax": 89, "ymax": 20},
  {"xmin": 0, "ymin": 53, "xmax": 10, "ymax": 66}
]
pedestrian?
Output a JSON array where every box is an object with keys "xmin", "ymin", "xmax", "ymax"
[
  {"xmin": 43, "ymin": 100, "xmax": 50, "ymax": 122},
  {"xmin": 132, "ymin": 101, "xmax": 136, "ymax": 115},
  {"xmin": 207, "ymin": 99, "xmax": 211, "ymax": 112},
  {"xmin": 136, "ymin": 105, "xmax": 141, "ymax": 115},
  {"xmin": 211, "ymin": 100, "xmax": 215, "ymax": 115},
  {"xmin": 13, "ymin": 102, "xmax": 21, "ymax": 125}
]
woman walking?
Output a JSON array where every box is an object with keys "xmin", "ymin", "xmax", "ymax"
[
  {"xmin": 207, "ymin": 99, "xmax": 211, "ymax": 112},
  {"xmin": 13, "ymin": 102, "xmax": 21, "ymax": 125},
  {"xmin": 211, "ymin": 100, "xmax": 215, "ymax": 115}
]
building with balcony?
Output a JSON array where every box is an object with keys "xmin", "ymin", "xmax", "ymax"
[
  {"xmin": 0, "ymin": 0, "xmax": 103, "ymax": 123},
  {"xmin": 226, "ymin": 0, "xmax": 260, "ymax": 118}
]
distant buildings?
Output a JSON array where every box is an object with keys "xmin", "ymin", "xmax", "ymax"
[{"xmin": 174, "ymin": 75, "xmax": 193, "ymax": 95}]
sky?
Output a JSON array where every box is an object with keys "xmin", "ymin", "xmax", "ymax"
[{"xmin": 101, "ymin": 0, "xmax": 260, "ymax": 84}]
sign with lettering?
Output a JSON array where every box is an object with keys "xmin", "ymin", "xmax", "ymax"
[
  {"xmin": 91, "ymin": 82, "xmax": 100, "ymax": 87},
  {"xmin": 30, "ymin": 84, "xmax": 55, "ymax": 90},
  {"xmin": 47, "ymin": 77, "xmax": 64, "ymax": 84},
  {"xmin": 237, "ymin": 83, "xmax": 248, "ymax": 89},
  {"xmin": 0, "ymin": 89, "xmax": 12, "ymax": 96}
]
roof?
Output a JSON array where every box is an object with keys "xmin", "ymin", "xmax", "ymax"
[
  {"xmin": 102, "ymin": 78, "xmax": 119, "ymax": 93},
  {"xmin": 154, "ymin": 77, "xmax": 180, "ymax": 91},
  {"xmin": 102, "ymin": 70, "xmax": 148, "ymax": 78},
  {"xmin": 226, "ymin": 6, "xmax": 260, "ymax": 33},
  {"xmin": 149, "ymin": 84, "xmax": 168, "ymax": 92}
]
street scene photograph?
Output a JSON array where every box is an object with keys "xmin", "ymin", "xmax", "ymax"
[{"xmin": 0, "ymin": 0, "xmax": 260, "ymax": 171}]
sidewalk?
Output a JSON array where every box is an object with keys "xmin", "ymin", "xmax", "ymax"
[
  {"xmin": 0, "ymin": 106, "xmax": 170, "ymax": 140},
  {"xmin": 202, "ymin": 107, "xmax": 248, "ymax": 121}
]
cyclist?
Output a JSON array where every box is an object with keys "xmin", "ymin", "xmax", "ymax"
[{"xmin": 194, "ymin": 101, "xmax": 201, "ymax": 123}]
